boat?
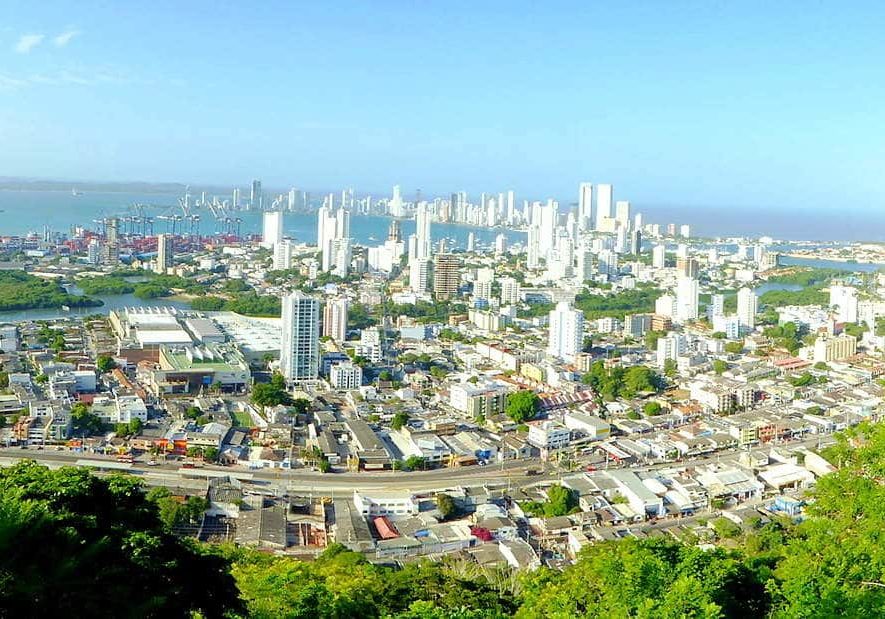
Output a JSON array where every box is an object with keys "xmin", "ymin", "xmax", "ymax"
[
  {"xmin": 61, "ymin": 305, "xmax": 71, "ymax": 312},
  {"xmin": 71, "ymin": 188, "xmax": 82, "ymax": 197}
]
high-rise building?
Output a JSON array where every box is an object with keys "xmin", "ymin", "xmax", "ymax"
[
  {"xmin": 597, "ymin": 249, "xmax": 619, "ymax": 278},
  {"xmin": 737, "ymin": 287, "xmax": 758, "ymax": 330},
  {"xmin": 630, "ymin": 229, "xmax": 642, "ymax": 255},
  {"xmin": 499, "ymin": 277, "xmax": 520, "ymax": 305},
  {"xmin": 262, "ymin": 211, "xmax": 284, "ymax": 248},
  {"xmin": 615, "ymin": 200, "xmax": 631, "ymax": 229},
  {"xmin": 388, "ymin": 219, "xmax": 402, "ymax": 242},
  {"xmin": 250, "ymin": 179, "xmax": 262, "ymax": 210},
  {"xmin": 657, "ymin": 333, "xmax": 687, "ymax": 367},
  {"xmin": 675, "ymin": 277, "xmax": 699, "ymax": 323},
  {"xmin": 494, "ymin": 233, "xmax": 507, "ymax": 255},
  {"xmin": 707, "ymin": 294, "xmax": 725, "ymax": 320},
  {"xmin": 415, "ymin": 202, "xmax": 432, "ymax": 259},
  {"xmin": 527, "ymin": 225, "xmax": 542, "ymax": 269},
  {"xmin": 101, "ymin": 217, "xmax": 120, "ymax": 265},
  {"xmin": 676, "ymin": 257, "xmax": 699, "ymax": 279},
  {"xmin": 280, "ymin": 291, "xmax": 320, "ymax": 382},
  {"xmin": 595, "ymin": 184, "xmax": 613, "ymax": 230},
  {"xmin": 578, "ymin": 182, "xmax": 592, "ymax": 232},
  {"xmin": 433, "ymin": 254, "xmax": 460, "ymax": 300},
  {"xmin": 322, "ymin": 297, "xmax": 349, "ymax": 343},
  {"xmin": 273, "ymin": 239, "xmax": 294, "ymax": 271},
  {"xmin": 155, "ymin": 233, "xmax": 173, "ymax": 274},
  {"xmin": 409, "ymin": 257, "xmax": 431, "ymax": 293},
  {"xmin": 232, "ymin": 188, "xmax": 240, "ymax": 210},
  {"xmin": 652, "ymin": 245, "xmax": 667, "ymax": 269},
  {"xmin": 547, "ymin": 301, "xmax": 585, "ymax": 362},
  {"xmin": 830, "ymin": 284, "xmax": 859, "ymax": 323},
  {"xmin": 467, "ymin": 232, "xmax": 476, "ymax": 252}
]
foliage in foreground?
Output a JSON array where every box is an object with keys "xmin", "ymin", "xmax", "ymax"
[{"xmin": 5, "ymin": 421, "xmax": 885, "ymax": 617}]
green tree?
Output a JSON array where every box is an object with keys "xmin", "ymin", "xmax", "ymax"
[
  {"xmin": 391, "ymin": 411, "xmax": 410, "ymax": 430},
  {"xmin": 96, "ymin": 355, "xmax": 117, "ymax": 373},
  {"xmin": 713, "ymin": 359, "xmax": 728, "ymax": 375},
  {"xmin": 643, "ymin": 401, "xmax": 663, "ymax": 416},
  {"xmin": 435, "ymin": 493, "xmax": 457, "ymax": 520},
  {"xmin": 506, "ymin": 390, "xmax": 540, "ymax": 423},
  {"xmin": 0, "ymin": 462, "xmax": 242, "ymax": 616},
  {"xmin": 70, "ymin": 402, "xmax": 103, "ymax": 436},
  {"xmin": 663, "ymin": 358, "xmax": 677, "ymax": 378},
  {"xmin": 128, "ymin": 417, "xmax": 143, "ymax": 435}
]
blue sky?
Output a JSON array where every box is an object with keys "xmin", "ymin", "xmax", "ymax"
[{"xmin": 1, "ymin": 1, "xmax": 884, "ymax": 211}]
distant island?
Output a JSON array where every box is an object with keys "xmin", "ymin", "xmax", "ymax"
[
  {"xmin": 0, "ymin": 176, "xmax": 231, "ymax": 196},
  {"xmin": 0, "ymin": 271, "xmax": 102, "ymax": 312}
]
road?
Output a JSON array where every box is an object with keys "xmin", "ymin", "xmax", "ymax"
[{"xmin": 0, "ymin": 433, "xmax": 837, "ymax": 497}]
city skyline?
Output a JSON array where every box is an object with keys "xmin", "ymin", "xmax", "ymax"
[{"xmin": 2, "ymin": 2, "xmax": 885, "ymax": 213}]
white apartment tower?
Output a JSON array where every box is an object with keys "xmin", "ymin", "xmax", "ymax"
[
  {"xmin": 547, "ymin": 301, "xmax": 585, "ymax": 362},
  {"xmin": 595, "ymin": 184, "xmax": 613, "ymax": 230},
  {"xmin": 280, "ymin": 291, "xmax": 320, "ymax": 382},
  {"xmin": 578, "ymin": 182, "xmax": 592, "ymax": 232},
  {"xmin": 155, "ymin": 233, "xmax": 173, "ymax": 274},
  {"xmin": 675, "ymin": 277, "xmax": 699, "ymax": 323},
  {"xmin": 323, "ymin": 297, "xmax": 349, "ymax": 343},
  {"xmin": 262, "ymin": 210, "xmax": 284, "ymax": 248},
  {"xmin": 737, "ymin": 287, "xmax": 758, "ymax": 330}
]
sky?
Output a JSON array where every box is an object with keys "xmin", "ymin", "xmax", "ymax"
[{"xmin": 1, "ymin": 1, "xmax": 884, "ymax": 212}]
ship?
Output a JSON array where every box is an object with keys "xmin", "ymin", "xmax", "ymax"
[{"xmin": 71, "ymin": 188, "xmax": 82, "ymax": 197}]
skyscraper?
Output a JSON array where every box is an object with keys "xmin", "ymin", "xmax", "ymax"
[
  {"xmin": 433, "ymin": 254, "xmax": 460, "ymax": 300},
  {"xmin": 615, "ymin": 200, "xmax": 631, "ymax": 229},
  {"xmin": 527, "ymin": 225, "xmax": 542, "ymax": 269},
  {"xmin": 273, "ymin": 239, "xmax": 294, "ymax": 270},
  {"xmin": 737, "ymin": 287, "xmax": 758, "ymax": 330},
  {"xmin": 547, "ymin": 301, "xmax": 585, "ymax": 362},
  {"xmin": 409, "ymin": 257, "xmax": 432, "ymax": 293},
  {"xmin": 578, "ymin": 182, "xmax": 592, "ymax": 232},
  {"xmin": 322, "ymin": 297, "xmax": 349, "ymax": 343},
  {"xmin": 155, "ymin": 233, "xmax": 173, "ymax": 274},
  {"xmin": 675, "ymin": 277, "xmax": 699, "ymax": 323},
  {"xmin": 250, "ymin": 179, "xmax": 262, "ymax": 210},
  {"xmin": 262, "ymin": 211, "xmax": 284, "ymax": 248},
  {"xmin": 595, "ymin": 184, "xmax": 613, "ymax": 230},
  {"xmin": 415, "ymin": 202, "xmax": 432, "ymax": 259},
  {"xmin": 652, "ymin": 245, "xmax": 666, "ymax": 269},
  {"xmin": 280, "ymin": 291, "xmax": 320, "ymax": 382}
]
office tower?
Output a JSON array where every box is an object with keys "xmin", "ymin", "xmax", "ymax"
[
  {"xmin": 527, "ymin": 226, "xmax": 542, "ymax": 269},
  {"xmin": 409, "ymin": 257, "xmax": 431, "ymax": 293},
  {"xmin": 652, "ymin": 245, "xmax": 666, "ymax": 269},
  {"xmin": 288, "ymin": 188, "xmax": 297, "ymax": 211},
  {"xmin": 467, "ymin": 232, "xmax": 476, "ymax": 252},
  {"xmin": 250, "ymin": 179, "xmax": 262, "ymax": 210},
  {"xmin": 676, "ymin": 257, "xmax": 699, "ymax": 278},
  {"xmin": 415, "ymin": 202, "xmax": 432, "ymax": 259},
  {"xmin": 262, "ymin": 210, "xmax": 284, "ymax": 248},
  {"xmin": 634, "ymin": 213, "xmax": 643, "ymax": 231},
  {"xmin": 494, "ymin": 233, "xmax": 507, "ymax": 255},
  {"xmin": 499, "ymin": 277, "xmax": 520, "ymax": 305},
  {"xmin": 280, "ymin": 291, "xmax": 320, "ymax": 382},
  {"xmin": 547, "ymin": 301, "xmax": 585, "ymax": 362},
  {"xmin": 578, "ymin": 182, "xmax": 592, "ymax": 232},
  {"xmin": 273, "ymin": 239, "xmax": 294, "ymax": 271},
  {"xmin": 615, "ymin": 200, "xmax": 631, "ymax": 229},
  {"xmin": 675, "ymin": 277, "xmax": 699, "ymax": 323},
  {"xmin": 707, "ymin": 294, "xmax": 725, "ymax": 320},
  {"xmin": 433, "ymin": 254, "xmax": 460, "ymax": 300},
  {"xmin": 232, "ymin": 188, "xmax": 240, "ymax": 209},
  {"xmin": 322, "ymin": 297, "xmax": 349, "ymax": 343},
  {"xmin": 630, "ymin": 229, "xmax": 642, "ymax": 255},
  {"xmin": 595, "ymin": 184, "xmax": 613, "ymax": 230},
  {"xmin": 388, "ymin": 219, "xmax": 402, "ymax": 242},
  {"xmin": 830, "ymin": 285, "xmax": 859, "ymax": 323},
  {"xmin": 155, "ymin": 233, "xmax": 173, "ymax": 274},
  {"xmin": 737, "ymin": 287, "xmax": 758, "ymax": 330}
]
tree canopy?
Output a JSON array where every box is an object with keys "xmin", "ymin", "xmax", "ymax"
[{"xmin": 505, "ymin": 390, "xmax": 540, "ymax": 423}]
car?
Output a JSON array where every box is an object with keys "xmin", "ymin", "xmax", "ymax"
[
  {"xmin": 586, "ymin": 465, "xmax": 597, "ymax": 472},
  {"xmin": 478, "ymin": 461, "xmax": 487, "ymax": 467},
  {"xmin": 182, "ymin": 463, "xmax": 196, "ymax": 469},
  {"xmin": 146, "ymin": 460, "xmax": 159, "ymax": 466}
]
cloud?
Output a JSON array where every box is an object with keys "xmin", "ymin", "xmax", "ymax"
[
  {"xmin": 14, "ymin": 34, "xmax": 44, "ymax": 54},
  {"xmin": 54, "ymin": 29, "xmax": 80, "ymax": 47}
]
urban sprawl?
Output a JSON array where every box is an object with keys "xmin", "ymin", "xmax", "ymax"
[{"xmin": 2, "ymin": 180, "xmax": 883, "ymax": 570}]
